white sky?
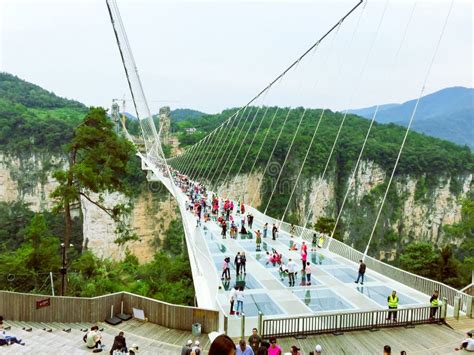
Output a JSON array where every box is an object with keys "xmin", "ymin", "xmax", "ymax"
[{"xmin": 0, "ymin": 0, "xmax": 472, "ymax": 114}]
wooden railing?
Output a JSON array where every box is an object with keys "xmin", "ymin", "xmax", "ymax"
[
  {"xmin": 262, "ymin": 305, "xmax": 443, "ymax": 338},
  {"xmin": 0, "ymin": 290, "xmax": 219, "ymax": 333},
  {"xmin": 327, "ymin": 238, "xmax": 473, "ymax": 315}
]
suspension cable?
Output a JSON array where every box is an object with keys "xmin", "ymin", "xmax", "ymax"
[
  {"xmin": 212, "ymin": 107, "xmax": 255, "ymax": 189},
  {"xmin": 297, "ymin": 0, "xmax": 369, "ymax": 237},
  {"xmin": 168, "ymin": 0, "xmax": 364, "ymax": 163},
  {"xmin": 363, "ymin": 0, "xmax": 454, "ymax": 259},
  {"xmin": 327, "ymin": 0, "xmax": 415, "ymax": 249},
  {"xmin": 277, "ymin": 20, "xmax": 343, "ymax": 224}
]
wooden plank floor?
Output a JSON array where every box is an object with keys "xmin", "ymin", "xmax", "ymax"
[
  {"xmin": 1, "ymin": 318, "xmax": 471, "ymax": 354},
  {"xmin": 0, "ymin": 320, "xmax": 209, "ymax": 354},
  {"xmin": 446, "ymin": 317, "xmax": 474, "ymax": 333},
  {"xmin": 262, "ymin": 322, "xmax": 472, "ymax": 355}
]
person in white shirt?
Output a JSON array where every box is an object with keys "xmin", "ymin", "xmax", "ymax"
[
  {"xmin": 287, "ymin": 258, "xmax": 298, "ymax": 287},
  {"xmin": 455, "ymin": 331, "xmax": 474, "ymax": 352},
  {"xmin": 235, "ymin": 287, "xmax": 245, "ymax": 316},
  {"xmin": 229, "ymin": 286, "xmax": 237, "ymax": 315}
]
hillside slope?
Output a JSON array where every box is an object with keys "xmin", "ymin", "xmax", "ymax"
[{"xmin": 348, "ymin": 86, "xmax": 474, "ymax": 149}]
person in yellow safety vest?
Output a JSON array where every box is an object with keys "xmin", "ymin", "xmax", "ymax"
[
  {"xmin": 386, "ymin": 290, "xmax": 399, "ymax": 322},
  {"xmin": 429, "ymin": 290, "xmax": 440, "ymax": 320}
]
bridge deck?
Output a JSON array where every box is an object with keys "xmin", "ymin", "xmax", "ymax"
[{"xmin": 196, "ymin": 208, "xmax": 446, "ymax": 319}]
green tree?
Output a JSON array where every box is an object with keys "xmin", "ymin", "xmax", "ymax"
[
  {"xmin": 0, "ymin": 214, "xmax": 61, "ymax": 292},
  {"xmin": 51, "ymin": 107, "xmax": 136, "ymax": 294},
  {"xmin": 399, "ymin": 242, "xmax": 439, "ymax": 279}
]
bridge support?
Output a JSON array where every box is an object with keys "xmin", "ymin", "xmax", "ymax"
[
  {"xmin": 440, "ymin": 297, "xmax": 448, "ymax": 320},
  {"xmin": 453, "ymin": 296, "xmax": 461, "ymax": 320},
  {"xmin": 258, "ymin": 311, "xmax": 263, "ymax": 335},
  {"xmin": 467, "ymin": 296, "xmax": 473, "ymax": 319}
]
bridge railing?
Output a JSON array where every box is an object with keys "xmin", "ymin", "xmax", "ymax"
[
  {"xmin": 245, "ymin": 205, "xmax": 472, "ymax": 315},
  {"xmin": 327, "ymin": 237, "xmax": 473, "ymax": 314},
  {"xmin": 262, "ymin": 305, "xmax": 443, "ymax": 338}
]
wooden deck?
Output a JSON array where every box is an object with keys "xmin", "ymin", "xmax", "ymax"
[
  {"xmin": 1, "ymin": 317, "xmax": 472, "ymax": 354},
  {"xmin": 0, "ymin": 320, "xmax": 209, "ymax": 354},
  {"xmin": 261, "ymin": 321, "xmax": 473, "ymax": 355}
]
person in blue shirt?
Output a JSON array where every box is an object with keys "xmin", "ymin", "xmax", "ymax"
[{"xmin": 236, "ymin": 339, "xmax": 254, "ymax": 355}]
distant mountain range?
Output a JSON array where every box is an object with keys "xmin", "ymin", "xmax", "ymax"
[{"xmin": 348, "ymin": 87, "xmax": 473, "ymax": 150}]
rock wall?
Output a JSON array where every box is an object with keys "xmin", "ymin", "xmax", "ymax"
[
  {"xmin": 220, "ymin": 160, "xmax": 472, "ymax": 247},
  {"xmin": 80, "ymin": 189, "xmax": 179, "ymax": 263},
  {"xmin": 0, "ymin": 152, "xmax": 63, "ymax": 211}
]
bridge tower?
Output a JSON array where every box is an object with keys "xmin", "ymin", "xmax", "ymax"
[
  {"xmin": 111, "ymin": 100, "xmax": 121, "ymax": 134},
  {"xmin": 159, "ymin": 106, "xmax": 171, "ymax": 145}
]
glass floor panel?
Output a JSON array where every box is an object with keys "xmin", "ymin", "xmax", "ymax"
[
  {"xmin": 207, "ymin": 242, "xmax": 228, "ymax": 254},
  {"xmin": 238, "ymin": 293, "xmax": 285, "ymax": 317},
  {"xmin": 309, "ymin": 252, "xmax": 338, "ymax": 265},
  {"xmin": 293, "ymin": 288, "xmax": 354, "ymax": 312},
  {"xmin": 356, "ymin": 285, "xmax": 421, "ymax": 306},
  {"xmin": 236, "ymin": 240, "xmax": 271, "ymax": 253},
  {"xmin": 270, "ymin": 270, "xmax": 323, "ymax": 288},
  {"xmin": 213, "ymin": 256, "xmax": 263, "ymax": 290},
  {"xmin": 221, "ymin": 274, "xmax": 263, "ymax": 291},
  {"xmin": 324, "ymin": 267, "xmax": 375, "ymax": 283}
]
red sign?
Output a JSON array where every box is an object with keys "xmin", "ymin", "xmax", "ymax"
[{"xmin": 36, "ymin": 298, "xmax": 51, "ymax": 309}]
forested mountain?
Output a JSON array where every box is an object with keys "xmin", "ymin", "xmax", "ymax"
[
  {"xmin": 170, "ymin": 108, "xmax": 206, "ymax": 122},
  {"xmin": 348, "ymin": 87, "xmax": 474, "ymax": 150},
  {"xmin": 0, "ymin": 72, "xmax": 88, "ymax": 153}
]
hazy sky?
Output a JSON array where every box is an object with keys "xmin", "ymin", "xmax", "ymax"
[{"xmin": 0, "ymin": 0, "xmax": 472, "ymax": 114}]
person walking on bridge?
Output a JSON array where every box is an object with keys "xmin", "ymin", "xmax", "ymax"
[
  {"xmin": 247, "ymin": 213, "xmax": 254, "ymax": 229},
  {"xmin": 263, "ymin": 223, "xmax": 268, "ymax": 238},
  {"xmin": 235, "ymin": 286, "xmax": 245, "ymax": 316},
  {"xmin": 386, "ymin": 290, "xmax": 399, "ymax": 322},
  {"xmin": 429, "ymin": 290, "xmax": 440, "ymax": 320},
  {"xmin": 241, "ymin": 252, "xmax": 247, "ymax": 275},
  {"xmin": 256, "ymin": 230, "xmax": 262, "ymax": 251},
  {"xmin": 272, "ymin": 224, "xmax": 278, "ymax": 240},
  {"xmin": 311, "ymin": 233, "xmax": 318, "ymax": 251},
  {"xmin": 221, "ymin": 220, "xmax": 227, "ymax": 239},
  {"xmin": 301, "ymin": 251, "xmax": 307, "ymax": 272},
  {"xmin": 235, "ymin": 252, "xmax": 243, "ymax": 276},
  {"xmin": 287, "ymin": 258, "xmax": 298, "ymax": 287},
  {"xmin": 354, "ymin": 260, "xmax": 366, "ymax": 285},
  {"xmin": 229, "ymin": 286, "xmax": 237, "ymax": 315},
  {"xmin": 222, "ymin": 257, "xmax": 231, "ymax": 280}
]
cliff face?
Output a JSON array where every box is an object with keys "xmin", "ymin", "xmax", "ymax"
[
  {"xmin": 0, "ymin": 152, "xmax": 62, "ymax": 211},
  {"xmin": 216, "ymin": 160, "xmax": 472, "ymax": 251},
  {"xmin": 0, "ymin": 152, "xmax": 179, "ymax": 263}
]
